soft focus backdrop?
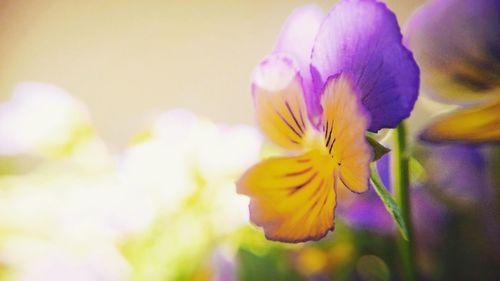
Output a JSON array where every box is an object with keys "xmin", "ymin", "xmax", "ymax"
[{"xmin": 0, "ymin": 0, "xmax": 423, "ymax": 149}]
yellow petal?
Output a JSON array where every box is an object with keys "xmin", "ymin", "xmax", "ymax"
[
  {"xmin": 236, "ymin": 150, "xmax": 337, "ymax": 243},
  {"xmin": 320, "ymin": 74, "xmax": 372, "ymax": 193},
  {"xmin": 252, "ymin": 55, "xmax": 309, "ymax": 150},
  {"xmin": 421, "ymin": 98, "xmax": 500, "ymax": 143}
]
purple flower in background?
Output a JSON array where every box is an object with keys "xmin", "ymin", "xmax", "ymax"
[
  {"xmin": 423, "ymin": 144, "xmax": 491, "ymax": 204},
  {"xmin": 271, "ymin": 0, "xmax": 419, "ymax": 132},
  {"xmin": 406, "ymin": 0, "xmax": 500, "ymax": 143},
  {"xmin": 411, "ymin": 188, "xmax": 447, "ymax": 248},
  {"xmin": 343, "ymin": 144, "xmax": 489, "ymax": 236},
  {"xmin": 406, "ymin": 0, "xmax": 500, "ymax": 104},
  {"xmin": 210, "ymin": 248, "xmax": 238, "ymax": 281},
  {"xmin": 343, "ymin": 154, "xmax": 447, "ymax": 240}
]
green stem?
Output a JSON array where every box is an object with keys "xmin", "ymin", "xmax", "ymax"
[
  {"xmin": 392, "ymin": 122, "xmax": 417, "ymax": 281},
  {"xmin": 370, "ymin": 163, "xmax": 409, "ymax": 240}
]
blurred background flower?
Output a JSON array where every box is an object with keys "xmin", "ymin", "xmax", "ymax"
[
  {"xmin": 406, "ymin": 0, "xmax": 500, "ymax": 143},
  {"xmin": 0, "ymin": 82, "xmax": 93, "ymax": 158},
  {"xmin": 0, "ymin": 82, "xmax": 264, "ymax": 281},
  {"xmin": 0, "ymin": 0, "xmax": 499, "ymax": 280}
]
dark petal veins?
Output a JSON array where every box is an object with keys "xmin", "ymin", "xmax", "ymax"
[{"xmin": 311, "ymin": 0, "xmax": 419, "ymax": 131}]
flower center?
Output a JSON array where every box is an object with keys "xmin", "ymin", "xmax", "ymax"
[{"xmin": 302, "ymin": 127, "xmax": 340, "ymax": 167}]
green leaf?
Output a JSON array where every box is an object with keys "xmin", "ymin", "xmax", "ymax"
[
  {"xmin": 409, "ymin": 157, "xmax": 427, "ymax": 184},
  {"xmin": 369, "ymin": 163, "xmax": 409, "ymax": 240},
  {"xmin": 366, "ymin": 135, "xmax": 391, "ymax": 161}
]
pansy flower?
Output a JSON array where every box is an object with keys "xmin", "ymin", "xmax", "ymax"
[
  {"xmin": 237, "ymin": 0, "xmax": 419, "ymax": 243},
  {"xmin": 406, "ymin": 0, "xmax": 500, "ymax": 143}
]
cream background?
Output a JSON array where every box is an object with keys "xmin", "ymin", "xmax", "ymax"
[{"xmin": 0, "ymin": 0, "xmax": 424, "ymax": 149}]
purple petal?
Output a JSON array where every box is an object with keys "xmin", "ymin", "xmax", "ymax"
[
  {"xmin": 274, "ymin": 5, "xmax": 324, "ymax": 72},
  {"xmin": 406, "ymin": 0, "xmax": 500, "ymax": 105},
  {"xmin": 273, "ymin": 5, "xmax": 325, "ymax": 123},
  {"xmin": 311, "ymin": 0, "xmax": 419, "ymax": 132},
  {"xmin": 376, "ymin": 153, "xmax": 391, "ymax": 192}
]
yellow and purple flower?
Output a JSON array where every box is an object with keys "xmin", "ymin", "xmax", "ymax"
[
  {"xmin": 406, "ymin": 0, "xmax": 500, "ymax": 143},
  {"xmin": 237, "ymin": 0, "xmax": 419, "ymax": 243}
]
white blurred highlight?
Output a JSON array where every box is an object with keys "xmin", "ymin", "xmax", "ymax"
[
  {"xmin": 0, "ymin": 97, "xmax": 262, "ymax": 280},
  {"xmin": 0, "ymin": 82, "xmax": 91, "ymax": 156}
]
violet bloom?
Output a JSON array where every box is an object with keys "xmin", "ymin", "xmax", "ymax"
[
  {"xmin": 276, "ymin": 1, "xmax": 419, "ymax": 132},
  {"xmin": 406, "ymin": 0, "xmax": 500, "ymax": 143},
  {"xmin": 423, "ymin": 144, "xmax": 490, "ymax": 204},
  {"xmin": 344, "ymin": 144, "xmax": 488, "ymax": 236},
  {"xmin": 237, "ymin": 0, "xmax": 419, "ymax": 243}
]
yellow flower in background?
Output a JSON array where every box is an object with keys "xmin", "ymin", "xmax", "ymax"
[
  {"xmin": 419, "ymin": 100, "xmax": 500, "ymax": 143},
  {"xmin": 406, "ymin": 0, "xmax": 500, "ymax": 143},
  {"xmin": 237, "ymin": 56, "xmax": 372, "ymax": 243}
]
